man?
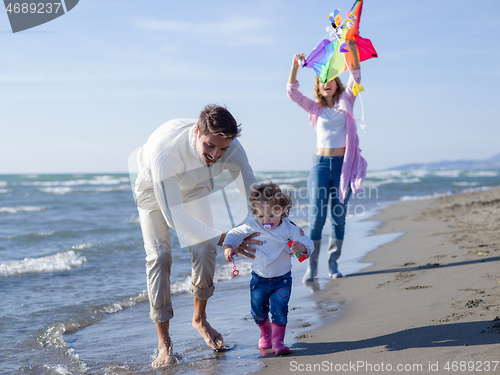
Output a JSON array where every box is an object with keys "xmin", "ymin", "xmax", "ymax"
[{"xmin": 134, "ymin": 104, "xmax": 259, "ymax": 368}]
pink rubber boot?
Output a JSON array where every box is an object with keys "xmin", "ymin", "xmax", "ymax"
[
  {"xmin": 271, "ymin": 323, "xmax": 291, "ymax": 355},
  {"xmin": 257, "ymin": 319, "xmax": 272, "ymax": 349}
]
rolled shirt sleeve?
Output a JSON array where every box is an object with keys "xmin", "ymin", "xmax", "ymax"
[{"xmin": 223, "ymin": 223, "xmax": 254, "ymax": 250}]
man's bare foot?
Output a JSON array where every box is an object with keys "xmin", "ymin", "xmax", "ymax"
[
  {"xmin": 192, "ymin": 297, "xmax": 224, "ymax": 350},
  {"xmin": 152, "ymin": 321, "xmax": 175, "ymax": 368},
  {"xmin": 192, "ymin": 317, "xmax": 224, "ymax": 350},
  {"xmin": 152, "ymin": 342, "xmax": 173, "ymax": 368}
]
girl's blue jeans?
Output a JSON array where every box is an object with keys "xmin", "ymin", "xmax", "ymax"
[
  {"xmin": 250, "ymin": 271, "xmax": 292, "ymax": 326},
  {"xmin": 308, "ymin": 155, "xmax": 352, "ymax": 241}
]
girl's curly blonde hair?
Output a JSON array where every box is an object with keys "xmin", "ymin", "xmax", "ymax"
[{"xmin": 249, "ymin": 182, "xmax": 293, "ymax": 218}]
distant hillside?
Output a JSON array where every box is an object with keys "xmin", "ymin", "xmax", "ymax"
[{"xmin": 392, "ymin": 153, "xmax": 500, "ymax": 170}]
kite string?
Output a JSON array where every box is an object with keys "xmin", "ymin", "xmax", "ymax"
[
  {"xmin": 222, "ymin": 187, "xmax": 239, "ymax": 276},
  {"xmin": 332, "ymin": 30, "xmax": 367, "ymax": 131}
]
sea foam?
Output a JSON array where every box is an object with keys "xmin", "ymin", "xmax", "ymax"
[
  {"xmin": 399, "ymin": 191, "xmax": 453, "ymax": 201},
  {"xmin": 23, "ymin": 176, "xmax": 130, "ymax": 187},
  {"xmin": 0, "ymin": 206, "xmax": 47, "ymax": 214},
  {"xmin": 0, "ymin": 250, "xmax": 86, "ymax": 277},
  {"xmin": 465, "ymin": 171, "xmax": 498, "ymax": 177},
  {"xmin": 39, "ymin": 187, "xmax": 73, "ymax": 195}
]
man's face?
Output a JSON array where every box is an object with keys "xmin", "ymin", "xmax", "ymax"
[{"xmin": 194, "ymin": 126, "xmax": 233, "ymax": 166}]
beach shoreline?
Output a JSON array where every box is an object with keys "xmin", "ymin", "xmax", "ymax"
[{"xmin": 256, "ymin": 187, "xmax": 500, "ymax": 374}]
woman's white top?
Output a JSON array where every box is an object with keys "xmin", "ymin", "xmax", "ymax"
[{"xmin": 316, "ymin": 107, "xmax": 347, "ymax": 148}]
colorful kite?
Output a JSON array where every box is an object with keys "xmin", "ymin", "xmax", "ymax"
[{"xmin": 303, "ymin": 0, "xmax": 377, "ymax": 84}]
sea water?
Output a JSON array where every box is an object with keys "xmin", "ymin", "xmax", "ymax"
[{"xmin": 1, "ymin": 170, "xmax": 499, "ymax": 374}]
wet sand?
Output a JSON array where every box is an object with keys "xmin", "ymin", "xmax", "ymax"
[
  {"xmin": 257, "ymin": 187, "xmax": 500, "ymax": 374},
  {"xmin": 64, "ymin": 238, "xmax": 343, "ymax": 375}
]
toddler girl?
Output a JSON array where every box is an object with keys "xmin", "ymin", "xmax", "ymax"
[{"xmin": 223, "ymin": 182, "xmax": 313, "ymax": 355}]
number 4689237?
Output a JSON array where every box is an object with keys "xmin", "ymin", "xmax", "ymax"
[{"xmin": 5, "ymin": 3, "xmax": 62, "ymax": 14}]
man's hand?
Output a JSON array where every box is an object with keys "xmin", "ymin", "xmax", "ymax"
[{"xmin": 234, "ymin": 232, "xmax": 261, "ymax": 259}]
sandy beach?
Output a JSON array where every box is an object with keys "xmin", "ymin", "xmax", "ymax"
[{"xmin": 257, "ymin": 187, "xmax": 500, "ymax": 374}]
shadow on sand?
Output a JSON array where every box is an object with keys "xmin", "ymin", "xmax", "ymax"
[
  {"xmin": 287, "ymin": 319, "xmax": 500, "ymax": 357},
  {"xmin": 348, "ymin": 256, "xmax": 500, "ymax": 278}
]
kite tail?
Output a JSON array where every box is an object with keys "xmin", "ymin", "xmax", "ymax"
[{"xmin": 332, "ymin": 32, "xmax": 367, "ymax": 132}]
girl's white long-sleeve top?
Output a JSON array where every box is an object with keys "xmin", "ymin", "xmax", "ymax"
[
  {"xmin": 136, "ymin": 118, "xmax": 257, "ymax": 247},
  {"xmin": 224, "ymin": 217, "xmax": 314, "ymax": 278}
]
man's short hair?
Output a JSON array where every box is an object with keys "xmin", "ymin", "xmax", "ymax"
[{"xmin": 197, "ymin": 104, "xmax": 241, "ymax": 139}]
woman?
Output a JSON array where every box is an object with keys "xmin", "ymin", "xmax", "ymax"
[{"xmin": 286, "ymin": 40, "xmax": 367, "ymax": 282}]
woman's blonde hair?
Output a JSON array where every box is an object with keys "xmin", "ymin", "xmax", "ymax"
[
  {"xmin": 249, "ymin": 182, "xmax": 293, "ymax": 218},
  {"xmin": 314, "ymin": 76, "xmax": 344, "ymax": 108}
]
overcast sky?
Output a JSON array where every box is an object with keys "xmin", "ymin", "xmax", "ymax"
[{"xmin": 1, "ymin": 0, "xmax": 499, "ymax": 174}]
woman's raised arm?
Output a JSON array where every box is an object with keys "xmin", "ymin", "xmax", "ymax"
[
  {"xmin": 288, "ymin": 53, "xmax": 305, "ymax": 84},
  {"xmin": 348, "ymin": 39, "xmax": 360, "ymax": 70}
]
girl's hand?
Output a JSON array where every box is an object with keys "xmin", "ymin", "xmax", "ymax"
[
  {"xmin": 290, "ymin": 241, "xmax": 307, "ymax": 254},
  {"xmin": 224, "ymin": 246, "xmax": 235, "ymax": 262}
]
